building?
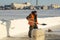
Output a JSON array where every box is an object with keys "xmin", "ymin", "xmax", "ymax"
[
  {"xmin": 4, "ymin": 5, "xmax": 11, "ymax": 10},
  {"xmin": 51, "ymin": 4, "xmax": 60, "ymax": 9},
  {"xmin": 0, "ymin": 6, "xmax": 4, "ymax": 10},
  {"xmin": 43, "ymin": 6, "xmax": 48, "ymax": 10},
  {"xmin": 11, "ymin": 2, "xmax": 31, "ymax": 9},
  {"xmin": 41, "ymin": 6, "xmax": 48, "ymax": 10},
  {"xmin": 34, "ymin": 6, "xmax": 41, "ymax": 10}
]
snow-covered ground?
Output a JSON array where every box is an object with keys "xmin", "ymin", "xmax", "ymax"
[{"xmin": 0, "ymin": 17, "xmax": 60, "ymax": 39}]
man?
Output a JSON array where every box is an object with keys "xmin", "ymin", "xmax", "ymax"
[{"xmin": 26, "ymin": 11, "xmax": 38, "ymax": 38}]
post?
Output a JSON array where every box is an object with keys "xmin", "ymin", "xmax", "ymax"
[
  {"xmin": 31, "ymin": 29, "xmax": 45, "ymax": 40},
  {"xmin": 36, "ymin": 0, "xmax": 38, "ymax": 5}
]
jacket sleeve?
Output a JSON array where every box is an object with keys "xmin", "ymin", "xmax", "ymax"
[
  {"xmin": 26, "ymin": 16, "xmax": 29, "ymax": 20},
  {"xmin": 26, "ymin": 14, "xmax": 31, "ymax": 20}
]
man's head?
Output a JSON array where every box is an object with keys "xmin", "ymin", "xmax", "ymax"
[{"xmin": 31, "ymin": 11, "xmax": 37, "ymax": 15}]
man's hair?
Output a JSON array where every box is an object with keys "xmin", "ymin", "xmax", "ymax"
[{"xmin": 31, "ymin": 11, "xmax": 37, "ymax": 13}]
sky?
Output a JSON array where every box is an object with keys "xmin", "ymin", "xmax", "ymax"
[{"xmin": 0, "ymin": 0, "xmax": 60, "ymax": 6}]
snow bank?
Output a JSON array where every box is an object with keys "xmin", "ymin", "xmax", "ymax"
[{"xmin": 0, "ymin": 17, "xmax": 60, "ymax": 39}]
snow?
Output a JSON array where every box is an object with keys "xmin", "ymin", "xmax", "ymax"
[{"xmin": 0, "ymin": 17, "xmax": 60, "ymax": 39}]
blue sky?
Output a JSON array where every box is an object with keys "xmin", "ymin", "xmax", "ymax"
[{"xmin": 0, "ymin": 0, "xmax": 60, "ymax": 6}]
